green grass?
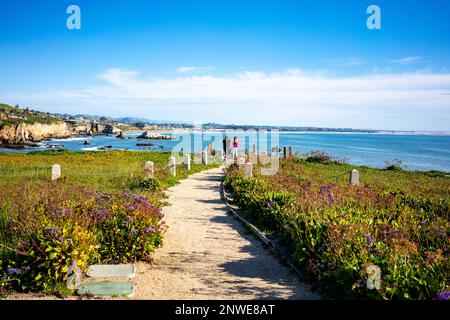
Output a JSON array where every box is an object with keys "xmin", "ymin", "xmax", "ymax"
[
  {"xmin": 0, "ymin": 150, "xmax": 220, "ymax": 295},
  {"xmin": 283, "ymin": 159, "xmax": 450, "ymax": 199},
  {"xmin": 0, "ymin": 150, "xmax": 219, "ymax": 254},
  {"xmin": 0, "ymin": 150, "xmax": 219, "ymax": 193},
  {"xmin": 224, "ymin": 158, "xmax": 449, "ymax": 300}
]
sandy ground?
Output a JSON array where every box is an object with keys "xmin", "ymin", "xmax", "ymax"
[{"xmin": 132, "ymin": 167, "xmax": 320, "ymax": 300}]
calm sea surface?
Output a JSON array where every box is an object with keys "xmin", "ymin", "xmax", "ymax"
[{"xmin": 2, "ymin": 132, "xmax": 450, "ymax": 172}]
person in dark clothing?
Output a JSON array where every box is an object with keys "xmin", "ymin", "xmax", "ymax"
[{"xmin": 223, "ymin": 136, "xmax": 231, "ymax": 160}]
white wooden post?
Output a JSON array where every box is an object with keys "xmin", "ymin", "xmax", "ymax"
[
  {"xmin": 249, "ymin": 152, "xmax": 258, "ymax": 164},
  {"xmin": 217, "ymin": 150, "xmax": 224, "ymax": 160},
  {"xmin": 207, "ymin": 143, "xmax": 212, "ymax": 156},
  {"xmin": 51, "ymin": 164, "xmax": 61, "ymax": 180},
  {"xmin": 183, "ymin": 154, "xmax": 191, "ymax": 170},
  {"xmin": 259, "ymin": 151, "xmax": 269, "ymax": 165},
  {"xmin": 350, "ymin": 169, "xmax": 360, "ymax": 186},
  {"xmin": 202, "ymin": 151, "xmax": 208, "ymax": 165},
  {"xmin": 194, "ymin": 152, "xmax": 202, "ymax": 164},
  {"xmin": 245, "ymin": 162, "xmax": 253, "ymax": 178},
  {"xmin": 168, "ymin": 157, "xmax": 176, "ymax": 176},
  {"xmin": 144, "ymin": 161, "xmax": 154, "ymax": 179}
]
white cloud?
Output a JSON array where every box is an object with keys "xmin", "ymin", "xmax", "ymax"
[
  {"xmin": 321, "ymin": 57, "xmax": 365, "ymax": 66},
  {"xmin": 389, "ymin": 56, "xmax": 422, "ymax": 64},
  {"xmin": 4, "ymin": 68, "xmax": 450, "ymax": 130},
  {"xmin": 176, "ymin": 66, "xmax": 213, "ymax": 73}
]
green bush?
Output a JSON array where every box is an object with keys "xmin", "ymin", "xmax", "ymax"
[
  {"xmin": 301, "ymin": 151, "xmax": 342, "ymax": 164},
  {"xmin": 224, "ymin": 162, "xmax": 450, "ymax": 300},
  {"xmin": 97, "ymin": 192, "xmax": 164, "ymax": 263},
  {"xmin": 139, "ymin": 177, "xmax": 161, "ymax": 191},
  {"xmin": 0, "ymin": 181, "xmax": 165, "ymax": 293},
  {"xmin": 1, "ymin": 223, "xmax": 98, "ymax": 293}
]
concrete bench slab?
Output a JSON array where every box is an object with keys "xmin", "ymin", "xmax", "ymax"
[
  {"xmin": 87, "ymin": 264, "xmax": 136, "ymax": 278},
  {"xmin": 77, "ymin": 281, "xmax": 134, "ymax": 297}
]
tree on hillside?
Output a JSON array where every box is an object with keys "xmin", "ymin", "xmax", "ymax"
[{"xmin": 133, "ymin": 121, "xmax": 147, "ymax": 129}]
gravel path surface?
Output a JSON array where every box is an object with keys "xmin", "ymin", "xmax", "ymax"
[{"xmin": 133, "ymin": 167, "xmax": 320, "ymax": 300}]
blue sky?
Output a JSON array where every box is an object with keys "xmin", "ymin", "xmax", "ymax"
[{"xmin": 1, "ymin": 0, "xmax": 449, "ymax": 130}]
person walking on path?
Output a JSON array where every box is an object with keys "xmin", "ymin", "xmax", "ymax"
[
  {"xmin": 232, "ymin": 136, "xmax": 239, "ymax": 161},
  {"xmin": 223, "ymin": 136, "xmax": 230, "ymax": 161}
]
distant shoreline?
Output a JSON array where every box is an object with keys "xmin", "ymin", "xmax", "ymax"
[{"xmin": 141, "ymin": 129, "xmax": 450, "ymax": 136}]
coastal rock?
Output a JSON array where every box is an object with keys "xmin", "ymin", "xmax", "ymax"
[
  {"xmin": 136, "ymin": 131, "xmax": 174, "ymax": 140},
  {"xmin": 0, "ymin": 122, "xmax": 71, "ymax": 146},
  {"xmin": 83, "ymin": 140, "xmax": 91, "ymax": 145},
  {"xmin": 116, "ymin": 131, "xmax": 126, "ymax": 139},
  {"xmin": 136, "ymin": 142, "xmax": 154, "ymax": 146},
  {"xmin": 103, "ymin": 124, "xmax": 121, "ymax": 135}
]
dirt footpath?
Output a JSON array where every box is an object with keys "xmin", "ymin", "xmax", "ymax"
[{"xmin": 133, "ymin": 167, "xmax": 320, "ymax": 300}]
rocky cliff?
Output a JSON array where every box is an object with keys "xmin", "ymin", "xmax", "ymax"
[
  {"xmin": 0, "ymin": 121, "xmax": 71, "ymax": 145},
  {"xmin": 71, "ymin": 122, "xmax": 121, "ymax": 135}
]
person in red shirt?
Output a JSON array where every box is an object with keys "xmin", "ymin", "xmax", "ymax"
[{"xmin": 232, "ymin": 136, "xmax": 239, "ymax": 160}]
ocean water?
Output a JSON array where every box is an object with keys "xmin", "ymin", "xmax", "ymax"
[{"xmin": 2, "ymin": 131, "xmax": 450, "ymax": 172}]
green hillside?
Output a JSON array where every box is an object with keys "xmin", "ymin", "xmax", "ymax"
[{"xmin": 0, "ymin": 103, "xmax": 60, "ymax": 126}]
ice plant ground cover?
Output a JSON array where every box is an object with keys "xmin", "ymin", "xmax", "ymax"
[
  {"xmin": 224, "ymin": 156, "xmax": 449, "ymax": 300},
  {"xmin": 0, "ymin": 150, "xmax": 218, "ymax": 295}
]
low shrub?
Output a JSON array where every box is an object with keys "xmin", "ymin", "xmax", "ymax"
[
  {"xmin": 384, "ymin": 159, "xmax": 403, "ymax": 171},
  {"xmin": 301, "ymin": 151, "xmax": 343, "ymax": 164},
  {"xmin": 1, "ymin": 223, "xmax": 98, "ymax": 293},
  {"xmin": 97, "ymin": 192, "xmax": 164, "ymax": 263},
  {"xmin": 224, "ymin": 161, "xmax": 450, "ymax": 300},
  {"xmin": 0, "ymin": 180, "xmax": 165, "ymax": 293},
  {"xmin": 139, "ymin": 177, "xmax": 161, "ymax": 191}
]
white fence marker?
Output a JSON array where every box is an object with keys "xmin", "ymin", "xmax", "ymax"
[
  {"xmin": 144, "ymin": 161, "xmax": 154, "ymax": 179},
  {"xmin": 245, "ymin": 162, "xmax": 253, "ymax": 178},
  {"xmin": 249, "ymin": 152, "xmax": 258, "ymax": 164},
  {"xmin": 259, "ymin": 151, "xmax": 269, "ymax": 165},
  {"xmin": 183, "ymin": 154, "xmax": 191, "ymax": 170},
  {"xmin": 202, "ymin": 151, "xmax": 208, "ymax": 165},
  {"xmin": 51, "ymin": 164, "xmax": 61, "ymax": 180},
  {"xmin": 350, "ymin": 169, "xmax": 360, "ymax": 186},
  {"xmin": 168, "ymin": 157, "xmax": 176, "ymax": 176}
]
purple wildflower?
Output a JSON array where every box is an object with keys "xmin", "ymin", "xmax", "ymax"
[
  {"xmin": 144, "ymin": 227, "xmax": 156, "ymax": 234},
  {"xmin": 43, "ymin": 227, "xmax": 58, "ymax": 238},
  {"xmin": 130, "ymin": 228, "xmax": 137, "ymax": 234},
  {"xmin": 93, "ymin": 208, "xmax": 109, "ymax": 220},
  {"xmin": 327, "ymin": 193, "xmax": 334, "ymax": 204},
  {"xmin": 371, "ymin": 247, "xmax": 381, "ymax": 255},
  {"xmin": 326, "ymin": 262, "xmax": 335, "ymax": 270},
  {"xmin": 436, "ymin": 291, "xmax": 450, "ymax": 300},
  {"xmin": 353, "ymin": 279, "xmax": 366, "ymax": 295},
  {"xmin": 320, "ymin": 185, "xmax": 332, "ymax": 193},
  {"xmin": 7, "ymin": 268, "xmax": 22, "ymax": 275},
  {"xmin": 365, "ymin": 234, "xmax": 374, "ymax": 245},
  {"xmin": 124, "ymin": 202, "xmax": 138, "ymax": 211}
]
